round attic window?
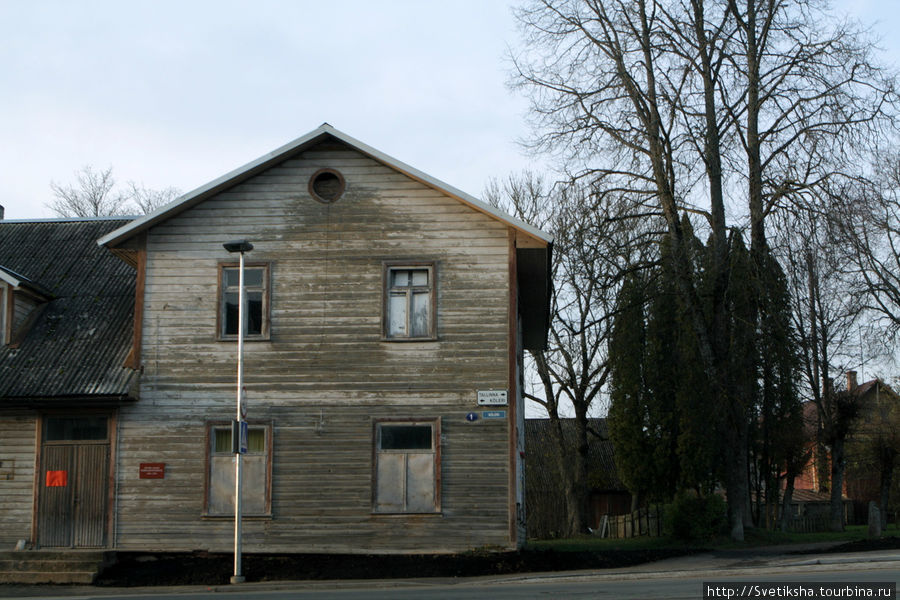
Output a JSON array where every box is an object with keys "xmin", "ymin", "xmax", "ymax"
[{"xmin": 309, "ymin": 168, "xmax": 345, "ymax": 203}]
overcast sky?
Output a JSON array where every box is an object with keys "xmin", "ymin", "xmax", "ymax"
[{"xmin": 1, "ymin": 0, "xmax": 898, "ymax": 221}]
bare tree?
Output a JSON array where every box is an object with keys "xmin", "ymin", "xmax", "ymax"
[
  {"xmin": 126, "ymin": 182, "xmax": 180, "ymax": 214},
  {"xmin": 839, "ymin": 156, "xmax": 900, "ymax": 342},
  {"xmin": 48, "ymin": 165, "xmax": 180, "ymax": 217},
  {"xmin": 512, "ymin": 0, "xmax": 896, "ymax": 540},
  {"xmin": 48, "ymin": 165, "xmax": 129, "ymax": 218},
  {"xmin": 486, "ymin": 172, "xmax": 658, "ymax": 535},
  {"xmin": 774, "ymin": 203, "xmax": 870, "ymax": 531}
]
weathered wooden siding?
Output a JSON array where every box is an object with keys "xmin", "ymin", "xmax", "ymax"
[
  {"xmin": 12, "ymin": 292, "xmax": 39, "ymax": 333},
  {"xmin": 115, "ymin": 141, "xmax": 518, "ymax": 553},
  {"xmin": 0, "ymin": 414, "xmax": 36, "ymax": 545}
]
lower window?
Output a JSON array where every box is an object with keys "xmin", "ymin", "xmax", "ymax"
[
  {"xmin": 373, "ymin": 419, "xmax": 441, "ymax": 513},
  {"xmin": 206, "ymin": 423, "xmax": 271, "ymax": 516}
]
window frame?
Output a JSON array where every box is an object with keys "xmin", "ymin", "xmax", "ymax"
[
  {"xmin": 308, "ymin": 168, "xmax": 346, "ymax": 204},
  {"xmin": 216, "ymin": 261, "xmax": 271, "ymax": 341},
  {"xmin": 372, "ymin": 417, "xmax": 441, "ymax": 514},
  {"xmin": 42, "ymin": 415, "xmax": 110, "ymax": 443},
  {"xmin": 382, "ymin": 261, "xmax": 437, "ymax": 341},
  {"xmin": 203, "ymin": 421, "xmax": 273, "ymax": 518}
]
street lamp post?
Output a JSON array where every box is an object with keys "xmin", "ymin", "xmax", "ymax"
[{"xmin": 223, "ymin": 239, "xmax": 253, "ymax": 585}]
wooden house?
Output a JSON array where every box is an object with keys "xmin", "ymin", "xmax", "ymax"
[
  {"xmin": 0, "ymin": 217, "xmax": 138, "ymax": 549},
  {"xmin": 843, "ymin": 372, "xmax": 899, "ymax": 523},
  {"xmin": 0, "ymin": 124, "xmax": 552, "ymax": 554},
  {"xmin": 790, "ymin": 371, "xmax": 898, "ymax": 525}
]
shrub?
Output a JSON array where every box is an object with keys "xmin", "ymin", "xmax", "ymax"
[{"xmin": 664, "ymin": 493, "xmax": 727, "ymax": 540}]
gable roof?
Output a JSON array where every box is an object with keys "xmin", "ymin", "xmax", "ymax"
[
  {"xmin": 98, "ymin": 123, "xmax": 553, "ymax": 249},
  {"xmin": 0, "ymin": 218, "xmax": 138, "ymax": 404},
  {"xmin": 855, "ymin": 378, "xmax": 900, "ymax": 401},
  {"xmin": 0, "ymin": 264, "xmax": 52, "ymax": 298}
]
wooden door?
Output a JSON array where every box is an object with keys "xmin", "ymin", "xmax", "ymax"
[{"xmin": 37, "ymin": 416, "xmax": 110, "ymax": 548}]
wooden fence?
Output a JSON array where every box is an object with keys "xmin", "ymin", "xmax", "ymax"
[
  {"xmin": 787, "ymin": 514, "xmax": 829, "ymax": 533},
  {"xmin": 598, "ymin": 508, "xmax": 834, "ymax": 538},
  {"xmin": 598, "ymin": 506, "xmax": 664, "ymax": 539}
]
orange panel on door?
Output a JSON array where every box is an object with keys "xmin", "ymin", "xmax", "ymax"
[{"xmin": 45, "ymin": 470, "xmax": 68, "ymax": 487}]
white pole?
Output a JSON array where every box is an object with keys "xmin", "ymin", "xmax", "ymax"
[{"xmin": 231, "ymin": 250, "xmax": 246, "ymax": 585}]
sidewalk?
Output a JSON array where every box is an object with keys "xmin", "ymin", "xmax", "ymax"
[
  {"xmin": 505, "ymin": 543, "xmax": 900, "ymax": 585},
  {"xmin": 1, "ymin": 544, "xmax": 898, "ymax": 598}
]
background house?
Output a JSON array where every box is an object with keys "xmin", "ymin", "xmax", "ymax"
[
  {"xmin": 524, "ymin": 418, "xmax": 630, "ymax": 539},
  {"xmin": 844, "ymin": 372, "xmax": 900, "ymax": 525},
  {"xmin": 790, "ymin": 371, "xmax": 898, "ymax": 526}
]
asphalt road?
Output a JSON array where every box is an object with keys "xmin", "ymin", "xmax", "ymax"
[{"xmin": 2, "ymin": 547, "xmax": 897, "ymax": 600}]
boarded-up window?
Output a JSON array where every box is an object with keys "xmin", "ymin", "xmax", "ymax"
[
  {"xmin": 218, "ymin": 263, "xmax": 269, "ymax": 340},
  {"xmin": 374, "ymin": 420, "xmax": 440, "ymax": 513},
  {"xmin": 206, "ymin": 424, "xmax": 271, "ymax": 516},
  {"xmin": 384, "ymin": 264, "xmax": 435, "ymax": 340}
]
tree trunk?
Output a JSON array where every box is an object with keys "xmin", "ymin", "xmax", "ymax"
[
  {"xmin": 549, "ymin": 415, "xmax": 578, "ymax": 537},
  {"xmin": 780, "ymin": 472, "xmax": 796, "ymax": 533},
  {"xmin": 548, "ymin": 412, "xmax": 592, "ymax": 537},
  {"xmin": 829, "ymin": 437, "xmax": 846, "ymax": 531},
  {"xmin": 879, "ymin": 452, "xmax": 895, "ymax": 531},
  {"xmin": 726, "ymin": 417, "xmax": 749, "ymax": 540},
  {"xmin": 780, "ymin": 451, "xmax": 803, "ymax": 533},
  {"xmin": 573, "ymin": 413, "xmax": 592, "ymax": 533}
]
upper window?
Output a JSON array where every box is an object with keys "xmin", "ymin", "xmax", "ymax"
[
  {"xmin": 373, "ymin": 419, "xmax": 440, "ymax": 513},
  {"xmin": 384, "ymin": 263, "xmax": 435, "ymax": 340},
  {"xmin": 218, "ymin": 263, "xmax": 270, "ymax": 340}
]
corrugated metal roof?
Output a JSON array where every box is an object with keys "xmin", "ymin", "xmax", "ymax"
[{"xmin": 0, "ymin": 218, "xmax": 138, "ymax": 404}]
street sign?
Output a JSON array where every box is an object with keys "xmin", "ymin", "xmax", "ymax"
[
  {"xmin": 139, "ymin": 463, "xmax": 166, "ymax": 479},
  {"xmin": 477, "ymin": 390, "xmax": 508, "ymax": 406},
  {"xmin": 482, "ymin": 410, "xmax": 507, "ymax": 420},
  {"xmin": 232, "ymin": 420, "xmax": 249, "ymax": 454}
]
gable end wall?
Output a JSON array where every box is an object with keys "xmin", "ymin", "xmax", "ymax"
[{"xmin": 115, "ymin": 142, "xmax": 518, "ymax": 553}]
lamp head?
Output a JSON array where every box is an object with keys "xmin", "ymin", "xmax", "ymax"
[{"xmin": 223, "ymin": 240, "xmax": 254, "ymax": 254}]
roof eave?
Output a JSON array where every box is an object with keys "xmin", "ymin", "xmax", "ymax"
[{"xmin": 0, "ymin": 265, "xmax": 54, "ymax": 299}]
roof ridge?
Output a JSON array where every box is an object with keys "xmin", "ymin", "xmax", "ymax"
[{"xmin": 1, "ymin": 216, "xmax": 138, "ymax": 224}]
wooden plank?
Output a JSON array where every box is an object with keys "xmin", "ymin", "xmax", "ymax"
[{"xmin": 0, "ymin": 415, "xmax": 36, "ymax": 546}]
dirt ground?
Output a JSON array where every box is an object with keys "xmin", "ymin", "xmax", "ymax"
[
  {"xmin": 94, "ymin": 536, "xmax": 900, "ymax": 587},
  {"xmin": 95, "ymin": 548, "xmax": 697, "ymax": 587}
]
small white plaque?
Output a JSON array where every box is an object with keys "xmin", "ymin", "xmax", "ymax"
[{"xmin": 477, "ymin": 389, "xmax": 508, "ymax": 406}]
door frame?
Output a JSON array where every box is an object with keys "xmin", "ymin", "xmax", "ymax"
[{"xmin": 33, "ymin": 411, "xmax": 117, "ymax": 548}]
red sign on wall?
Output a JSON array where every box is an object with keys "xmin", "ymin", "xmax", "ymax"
[
  {"xmin": 139, "ymin": 463, "xmax": 166, "ymax": 479},
  {"xmin": 46, "ymin": 470, "xmax": 67, "ymax": 487}
]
